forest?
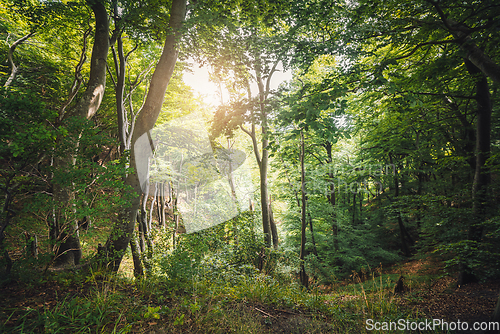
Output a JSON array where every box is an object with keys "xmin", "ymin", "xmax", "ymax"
[{"xmin": 1, "ymin": 0, "xmax": 500, "ymax": 333}]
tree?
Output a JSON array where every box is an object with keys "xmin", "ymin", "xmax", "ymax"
[
  {"xmin": 48, "ymin": 0, "xmax": 110, "ymax": 267},
  {"xmin": 97, "ymin": 0, "xmax": 187, "ymax": 271},
  {"xmin": 189, "ymin": 4, "xmax": 291, "ymax": 247},
  {"xmin": 0, "ymin": 87, "xmax": 59, "ymax": 275}
]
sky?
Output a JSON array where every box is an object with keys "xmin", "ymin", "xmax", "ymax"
[{"xmin": 182, "ymin": 62, "xmax": 292, "ymax": 106}]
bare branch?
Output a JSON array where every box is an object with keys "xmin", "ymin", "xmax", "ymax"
[
  {"xmin": 4, "ymin": 32, "xmax": 35, "ymax": 88},
  {"xmin": 106, "ymin": 62, "xmax": 117, "ymax": 88},
  {"xmin": 125, "ymin": 43, "xmax": 139, "ymax": 61},
  {"xmin": 59, "ymin": 20, "xmax": 93, "ymax": 120}
]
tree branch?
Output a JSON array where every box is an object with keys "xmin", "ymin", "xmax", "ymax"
[
  {"xmin": 4, "ymin": 32, "xmax": 35, "ymax": 88},
  {"xmin": 240, "ymin": 124, "xmax": 261, "ymax": 167},
  {"xmin": 395, "ymin": 39, "xmax": 460, "ymax": 60},
  {"xmin": 59, "ymin": 22, "xmax": 93, "ymax": 120},
  {"xmin": 426, "ymin": 0, "xmax": 500, "ymax": 83}
]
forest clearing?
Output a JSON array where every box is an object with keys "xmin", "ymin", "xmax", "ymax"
[{"xmin": 1, "ymin": 0, "xmax": 500, "ymax": 332}]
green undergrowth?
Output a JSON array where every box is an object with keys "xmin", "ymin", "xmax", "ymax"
[{"xmin": 0, "ymin": 264, "xmax": 448, "ymax": 334}]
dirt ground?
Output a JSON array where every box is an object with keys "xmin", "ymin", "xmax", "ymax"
[
  {"xmin": 1, "ymin": 257, "xmax": 499, "ymax": 334},
  {"xmin": 390, "ymin": 257, "xmax": 500, "ymax": 333}
]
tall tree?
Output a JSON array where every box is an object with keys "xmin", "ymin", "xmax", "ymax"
[
  {"xmin": 192, "ymin": 6, "xmax": 290, "ymax": 247},
  {"xmin": 98, "ymin": 0, "xmax": 187, "ymax": 271},
  {"xmin": 51, "ymin": 0, "xmax": 110, "ymax": 266}
]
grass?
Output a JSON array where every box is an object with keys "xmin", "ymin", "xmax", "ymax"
[{"xmin": 1, "ymin": 261, "xmax": 450, "ymax": 334}]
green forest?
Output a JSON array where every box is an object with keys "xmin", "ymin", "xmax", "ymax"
[{"xmin": 1, "ymin": 0, "xmax": 500, "ymax": 332}]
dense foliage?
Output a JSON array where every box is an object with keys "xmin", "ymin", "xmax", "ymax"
[{"xmin": 1, "ymin": 0, "xmax": 500, "ymax": 332}]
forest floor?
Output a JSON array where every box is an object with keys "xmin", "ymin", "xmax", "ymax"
[
  {"xmin": 387, "ymin": 257, "xmax": 499, "ymax": 333},
  {"xmin": 1, "ymin": 255, "xmax": 499, "ymax": 333}
]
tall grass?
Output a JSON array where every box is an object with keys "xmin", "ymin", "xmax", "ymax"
[{"xmin": 2, "ymin": 261, "xmax": 444, "ymax": 333}]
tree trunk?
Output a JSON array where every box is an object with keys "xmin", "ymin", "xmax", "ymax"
[
  {"xmin": 149, "ymin": 183, "xmax": 157, "ymax": 230},
  {"xmin": 307, "ymin": 212, "xmax": 318, "ymax": 257},
  {"xmin": 51, "ymin": 0, "xmax": 109, "ymax": 267},
  {"xmin": 390, "ymin": 154, "xmax": 411, "ymax": 257},
  {"xmin": 429, "ymin": 5, "xmax": 500, "ymax": 84},
  {"xmin": 137, "ymin": 213, "xmax": 145, "ymax": 253},
  {"xmin": 243, "ymin": 121, "xmax": 272, "ymax": 247},
  {"xmin": 259, "ymin": 130, "xmax": 272, "ymax": 247},
  {"xmin": 139, "ymin": 192, "xmax": 154, "ymax": 259},
  {"xmin": 140, "ymin": 184, "xmax": 151, "ymax": 249},
  {"xmin": 240, "ymin": 58, "xmax": 281, "ymax": 248},
  {"xmin": 269, "ymin": 199, "xmax": 279, "ymax": 248},
  {"xmin": 160, "ymin": 183, "xmax": 166, "ymax": 229},
  {"xmin": 447, "ymin": 22, "xmax": 500, "ymax": 84},
  {"xmin": 129, "ymin": 232, "xmax": 144, "ymax": 278},
  {"xmin": 359, "ymin": 189, "xmax": 362, "ymax": 220},
  {"xmin": 299, "ymin": 131, "xmax": 309, "ymax": 288},
  {"xmin": 96, "ymin": 0, "xmax": 187, "ymax": 272},
  {"xmin": 324, "ymin": 141, "xmax": 338, "ymax": 251},
  {"xmin": 471, "ymin": 74, "xmax": 491, "ymax": 239},
  {"xmin": 352, "ymin": 191, "xmax": 356, "ymax": 225},
  {"xmin": 460, "ymin": 65, "xmax": 492, "ymax": 285},
  {"xmin": 112, "ymin": 33, "xmax": 127, "ymax": 154},
  {"xmin": 173, "ymin": 215, "xmax": 179, "ymax": 249}
]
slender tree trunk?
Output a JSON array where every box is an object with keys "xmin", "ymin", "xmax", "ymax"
[
  {"xmin": 139, "ymin": 185, "xmax": 150, "ymax": 251},
  {"xmin": 113, "ymin": 34, "xmax": 127, "ymax": 154},
  {"xmin": 228, "ymin": 146, "xmax": 240, "ymax": 243},
  {"xmin": 110, "ymin": 11, "xmax": 149, "ymax": 278},
  {"xmin": 324, "ymin": 142, "xmax": 338, "ymax": 251},
  {"xmin": 260, "ymin": 132, "xmax": 272, "ymax": 247},
  {"xmin": 352, "ymin": 191, "xmax": 356, "ymax": 225},
  {"xmin": 156, "ymin": 187, "xmax": 161, "ymax": 226},
  {"xmin": 471, "ymin": 74, "xmax": 491, "ymax": 239},
  {"xmin": 359, "ymin": 188, "xmax": 362, "ymax": 220},
  {"xmin": 160, "ymin": 183, "xmax": 166, "ymax": 229},
  {"xmin": 173, "ymin": 214, "xmax": 179, "ymax": 249},
  {"xmin": 299, "ymin": 131, "xmax": 309, "ymax": 288},
  {"xmin": 307, "ymin": 212, "xmax": 318, "ymax": 257},
  {"xmin": 149, "ymin": 183, "xmax": 157, "ymax": 230},
  {"xmin": 137, "ymin": 212, "xmax": 145, "ymax": 253},
  {"xmin": 96, "ymin": 0, "xmax": 187, "ymax": 271},
  {"xmin": 129, "ymin": 232, "xmax": 144, "ymax": 278},
  {"xmin": 269, "ymin": 199, "xmax": 279, "ymax": 248},
  {"xmin": 139, "ymin": 191, "xmax": 154, "ymax": 259},
  {"xmin": 240, "ymin": 58, "xmax": 281, "ymax": 248},
  {"xmin": 390, "ymin": 154, "xmax": 411, "ymax": 257},
  {"xmin": 243, "ymin": 121, "xmax": 272, "ymax": 247}
]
